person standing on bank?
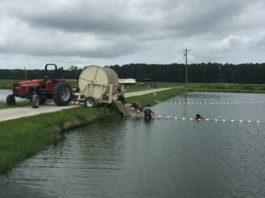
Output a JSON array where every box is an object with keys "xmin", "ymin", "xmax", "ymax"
[{"xmin": 117, "ymin": 87, "xmax": 126, "ymax": 105}]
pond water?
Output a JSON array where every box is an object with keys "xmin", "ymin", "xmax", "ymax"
[
  {"xmin": 0, "ymin": 89, "xmax": 12, "ymax": 101},
  {"xmin": 0, "ymin": 89, "xmax": 25, "ymax": 102},
  {"xmin": 1, "ymin": 92, "xmax": 265, "ymax": 198}
]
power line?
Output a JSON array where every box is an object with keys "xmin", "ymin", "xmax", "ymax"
[
  {"xmin": 34, "ymin": 0, "xmax": 117, "ymax": 33},
  {"xmin": 75, "ymin": 0, "xmax": 128, "ymax": 27},
  {"xmin": 183, "ymin": 48, "xmax": 191, "ymax": 84},
  {"xmin": 35, "ymin": 0, "xmax": 138, "ymax": 35}
]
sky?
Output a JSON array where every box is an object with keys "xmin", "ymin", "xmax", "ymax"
[{"xmin": 0, "ymin": 0, "xmax": 265, "ymax": 69}]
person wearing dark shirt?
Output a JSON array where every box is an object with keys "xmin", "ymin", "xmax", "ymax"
[{"xmin": 144, "ymin": 104, "xmax": 154, "ymax": 120}]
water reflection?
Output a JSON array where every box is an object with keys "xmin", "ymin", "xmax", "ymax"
[
  {"xmin": 0, "ymin": 90, "xmax": 11, "ymax": 101},
  {"xmin": 1, "ymin": 92, "xmax": 265, "ymax": 198},
  {"xmin": 0, "ymin": 89, "xmax": 24, "ymax": 101}
]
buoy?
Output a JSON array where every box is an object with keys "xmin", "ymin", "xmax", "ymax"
[
  {"xmin": 182, "ymin": 117, "xmax": 186, "ymax": 120},
  {"xmin": 174, "ymin": 117, "xmax": 178, "ymax": 119},
  {"xmin": 231, "ymin": 120, "xmax": 234, "ymax": 122},
  {"xmin": 190, "ymin": 118, "xmax": 193, "ymax": 120},
  {"xmin": 222, "ymin": 119, "xmax": 226, "ymax": 122},
  {"xmin": 166, "ymin": 116, "xmax": 170, "ymax": 119},
  {"xmin": 214, "ymin": 119, "xmax": 218, "ymax": 122},
  {"xmin": 158, "ymin": 115, "xmax": 162, "ymax": 118},
  {"xmin": 205, "ymin": 118, "xmax": 209, "ymax": 121},
  {"xmin": 239, "ymin": 120, "xmax": 243, "ymax": 123}
]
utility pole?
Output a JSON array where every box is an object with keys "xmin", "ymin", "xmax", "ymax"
[
  {"xmin": 24, "ymin": 67, "xmax": 27, "ymax": 80},
  {"xmin": 219, "ymin": 65, "xmax": 222, "ymax": 83},
  {"xmin": 183, "ymin": 48, "xmax": 191, "ymax": 84}
]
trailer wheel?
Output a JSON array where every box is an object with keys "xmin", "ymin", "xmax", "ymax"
[
  {"xmin": 32, "ymin": 94, "xmax": 40, "ymax": 108},
  {"xmin": 84, "ymin": 97, "xmax": 97, "ymax": 107},
  {"xmin": 53, "ymin": 82, "xmax": 72, "ymax": 106},
  {"xmin": 6, "ymin": 95, "xmax": 16, "ymax": 106}
]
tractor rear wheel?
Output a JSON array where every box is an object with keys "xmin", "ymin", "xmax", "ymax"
[
  {"xmin": 32, "ymin": 94, "xmax": 40, "ymax": 108},
  {"xmin": 6, "ymin": 95, "xmax": 16, "ymax": 106},
  {"xmin": 84, "ymin": 97, "xmax": 97, "ymax": 107},
  {"xmin": 53, "ymin": 82, "xmax": 72, "ymax": 106}
]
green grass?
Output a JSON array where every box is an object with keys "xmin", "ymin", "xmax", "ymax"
[
  {"xmin": 0, "ymin": 100, "xmax": 31, "ymax": 109},
  {"xmin": 124, "ymin": 82, "xmax": 183, "ymax": 92},
  {"xmin": 127, "ymin": 87, "xmax": 186, "ymax": 107},
  {"xmin": 0, "ymin": 106, "xmax": 115, "ymax": 173},
  {"xmin": 125, "ymin": 82, "xmax": 265, "ymax": 93},
  {"xmin": 185, "ymin": 83, "xmax": 265, "ymax": 93},
  {"xmin": 66, "ymin": 79, "xmax": 78, "ymax": 88},
  {"xmin": 0, "ymin": 79, "xmax": 20, "ymax": 89},
  {"xmin": 0, "ymin": 79, "xmax": 78, "ymax": 89}
]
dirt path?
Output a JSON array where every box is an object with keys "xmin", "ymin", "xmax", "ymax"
[{"xmin": 0, "ymin": 87, "xmax": 175, "ymax": 122}]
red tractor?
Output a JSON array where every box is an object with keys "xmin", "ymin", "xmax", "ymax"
[{"xmin": 6, "ymin": 64, "xmax": 72, "ymax": 108}]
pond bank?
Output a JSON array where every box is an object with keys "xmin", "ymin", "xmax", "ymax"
[{"xmin": 0, "ymin": 87, "xmax": 184, "ymax": 174}]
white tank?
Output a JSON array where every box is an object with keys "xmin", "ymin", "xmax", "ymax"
[{"xmin": 78, "ymin": 65, "xmax": 119, "ymax": 99}]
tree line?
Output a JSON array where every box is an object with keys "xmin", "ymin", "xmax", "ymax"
[
  {"xmin": 0, "ymin": 67, "xmax": 80, "ymax": 81},
  {"xmin": 0, "ymin": 63, "xmax": 264, "ymax": 84},
  {"xmin": 110, "ymin": 63, "xmax": 265, "ymax": 84}
]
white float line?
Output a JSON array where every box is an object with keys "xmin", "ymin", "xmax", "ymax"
[
  {"xmin": 167, "ymin": 101, "xmax": 265, "ymax": 105},
  {"xmin": 155, "ymin": 115, "xmax": 262, "ymax": 124}
]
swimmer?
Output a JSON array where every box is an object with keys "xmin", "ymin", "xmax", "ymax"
[{"xmin": 196, "ymin": 114, "xmax": 204, "ymax": 121}]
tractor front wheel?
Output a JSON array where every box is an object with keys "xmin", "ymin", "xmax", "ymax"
[
  {"xmin": 32, "ymin": 94, "xmax": 40, "ymax": 108},
  {"xmin": 53, "ymin": 82, "xmax": 72, "ymax": 106},
  {"xmin": 6, "ymin": 95, "xmax": 16, "ymax": 106}
]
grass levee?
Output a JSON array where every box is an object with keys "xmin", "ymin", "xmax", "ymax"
[
  {"xmin": 127, "ymin": 87, "xmax": 186, "ymax": 106},
  {"xmin": 185, "ymin": 83, "xmax": 265, "ymax": 93},
  {"xmin": 0, "ymin": 80, "xmax": 18, "ymax": 89}
]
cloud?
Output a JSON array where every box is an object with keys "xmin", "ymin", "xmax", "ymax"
[
  {"xmin": 0, "ymin": 16, "xmax": 140, "ymax": 58},
  {"xmin": 0, "ymin": 0, "xmax": 265, "ymax": 68}
]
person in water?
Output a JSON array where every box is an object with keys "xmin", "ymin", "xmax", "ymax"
[
  {"xmin": 196, "ymin": 114, "xmax": 204, "ymax": 120},
  {"xmin": 144, "ymin": 104, "xmax": 155, "ymax": 120}
]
